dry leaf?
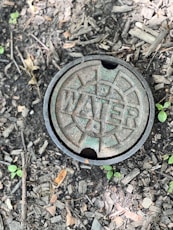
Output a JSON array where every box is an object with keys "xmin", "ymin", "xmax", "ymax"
[
  {"xmin": 46, "ymin": 205, "xmax": 56, "ymax": 216},
  {"xmin": 17, "ymin": 105, "xmax": 29, "ymax": 117},
  {"xmin": 28, "ymin": 76, "xmax": 37, "ymax": 85},
  {"xmin": 63, "ymin": 42, "xmax": 76, "ymax": 49},
  {"xmin": 23, "ymin": 54, "xmax": 39, "ymax": 77},
  {"xmin": 54, "ymin": 169, "xmax": 67, "ymax": 187},
  {"xmin": 50, "ymin": 194, "xmax": 58, "ymax": 204},
  {"xmin": 66, "ymin": 207, "xmax": 76, "ymax": 226}
]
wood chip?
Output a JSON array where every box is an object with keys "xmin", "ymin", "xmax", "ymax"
[
  {"xmin": 113, "ymin": 216, "xmax": 124, "ymax": 227},
  {"xmin": 54, "ymin": 169, "xmax": 67, "ymax": 187},
  {"xmin": 112, "ymin": 5, "xmax": 135, "ymax": 13},
  {"xmin": 38, "ymin": 140, "xmax": 48, "ymax": 154},
  {"xmin": 50, "ymin": 194, "xmax": 58, "ymax": 204},
  {"xmin": 2, "ymin": 0, "xmax": 15, "ymax": 6},
  {"xmin": 129, "ymin": 28, "xmax": 156, "ymax": 44},
  {"xmin": 46, "ymin": 205, "xmax": 56, "ymax": 216},
  {"xmin": 135, "ymin": 22, "xmax": 158, "ymax": 37},
  {"xmin": 66, "ymin": 207, "xmax": 76, "ymax": 226},
  {"xmin": 121, "ymin": 168, "xmax": 140, "ymax": 185},
  {"xmin": 124, "ymin": 209, "xmax": 143, "ymax": 222},
  {"xmin": 63, "ymin": 42, "xmax": 76, "ymax": 49},
  {"xmin": 3, "ymin": 124, "xmax": 15, "ymax": 138},
  {"xmin": 152, "ymin": 75, "xmax": 170, "ymax": 84}
]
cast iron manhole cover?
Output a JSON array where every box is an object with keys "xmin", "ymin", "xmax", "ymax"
[{"xmin": 44, "ymin": 55, "xmax": 154, "ymax": 165}]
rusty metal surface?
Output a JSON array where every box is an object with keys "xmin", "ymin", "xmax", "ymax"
[{"xmin": 50, "ymin": 60, "xmax": 149, "ymax": 159}]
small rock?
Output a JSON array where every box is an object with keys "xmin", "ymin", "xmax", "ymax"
[
  {"xmin": 142, "ymin": 197, "xmax": 152, "ymax": 209},
  {"xmin": 8, "ymin": 221, "xmax": 21, "ymax": 230},
  {"xmin": 91, "ymin": 218, "xmax": 102, "ymax": 230}
]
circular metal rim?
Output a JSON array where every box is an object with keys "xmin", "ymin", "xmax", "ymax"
[{"xmin": 43, "ymin": 55, "xmax": 155, "ymax": 165}]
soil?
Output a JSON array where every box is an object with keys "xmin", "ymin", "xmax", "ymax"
[{"xmin": 0, "ymin": 0, "xmax": 173, "ymax": 229}]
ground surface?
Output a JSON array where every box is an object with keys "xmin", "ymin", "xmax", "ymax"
[{"xmin": 0, "ymin": 0, "xmax": 173, "ymax": 229}]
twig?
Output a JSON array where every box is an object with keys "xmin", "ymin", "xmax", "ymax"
[
  {"xmin": 0, "ymin": 59, "xmax": 9, "ymax": 63},
  {"xmin": 30, "ymin": 34, "xmax": 49, "ymax": 51},
  {"xmin": 154, "ymin": 170, "xmax": 173, "ymax": 180},
  {"xmin": 15, "ymin": 46, "xmax": 26, "ymax": 68},
  {"xmin": 146, "ymin": 44, "xmax": 161, "ymax": 71},
  {"xmin": 0, "ymin": 160, "xmax": 10, "ymax": 166},
  {"xmin": 145, "ymin": 28, "xmax": 169, "ymax": 57},
  {"xmin": 11, "ymin": 180, "xmax": 22, "ymax": 194},
  {"xmin": 20, "ymin": 130, "xmax": 27, "ymax": 230},
  {"xmin": 10, "ymin": 31, "xmax": 22, "ymax": 75},
  {"xmin": 77, "ymin": 35, "xmax": 107, "ymax": 46}
]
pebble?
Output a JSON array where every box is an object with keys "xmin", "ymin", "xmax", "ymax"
[
  {"xmin": 91, "ymin": 218, "xmax": 102, "ymax": 230},
  {"xmin": 8, "ymin": 221, "xmax": 21, "ymax": 230},
  {"xmin": 142, "ymin": 197, "xmax": 152, "ymax": 209}
]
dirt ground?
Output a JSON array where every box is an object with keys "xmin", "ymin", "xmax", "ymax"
[{"xmin": 0, "ymin": 0, "xmax": 173, "ymax": 229}]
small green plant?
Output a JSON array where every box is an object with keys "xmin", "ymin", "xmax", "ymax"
[
  {"xmin": 155, "ymin": 101, "xmax": 171, "ymax": 123},
  {"xmin": 8, "ymin": 164, "xmax": 22, "ymax": 179},
  {"xmin": 0, "ymin": 46, "xmax": 5, "ymax": 54},
  {"xmin": 168, "ymin": 181, "xmax": 173, "ymax": 193},
  {"xmin": 9, "ymin": 11, "xmax": 20, "ymax": 24},
  {"xmin": 103, "ymin": 165, "xmax": 122, "ymax": 180},
  {"xmin": 168, "ymin": 154, "xmax": 173, "ymax": 164}
]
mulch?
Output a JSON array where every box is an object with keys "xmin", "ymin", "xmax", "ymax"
[{"xmin": 0, "ymin": 0, "xmax": 173, "ymax": 229}]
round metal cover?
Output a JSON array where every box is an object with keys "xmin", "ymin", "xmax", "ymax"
[{"xmin": 44, "ymin": 55, "xmax": 154, "ymax": 165}]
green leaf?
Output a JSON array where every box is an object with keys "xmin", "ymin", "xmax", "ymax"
[
  {"xmin": 9, "ymin": 11, "xmax": 19, "ymax": 24},
  {"xmin": 8, "ymin": 165, "xmax": 17, "ymax": 173},
  {"xmin": 168, "ymin": 155, "xmax": 173, "ymax": 164},
  {"xmin": 155, "ymin": 103, "xmax": 163, "ymax": 111},
  {"xmin": 168, "ymin": 181, "xmax": 173, "ymax": 193},
  {"xmin": 0, "ymin": 46, "xmax": 4, "ymax": 54},
  {"xmin": 163, "ymin": 101, "xmax": 171, "ymax": 109},
  {"xmin": 106, "ymin": 170, "xmax": 113, "ymax": 180},
  {"xmin": 11, "ymin": 172, "xmax": 17, "ymax": 179},
  {"xmin": 114, "ymin": 172, "xmax": 122, "ymax": 179},
  {"xmin": 16, "ymin": 169, "xmax": 22, "ymax": 177},
  {"xmin": 103, "ymin": 165, "xmax": 113, "ymax": 171},
  {"xmin": 158, "ymin": 110, "xmax": 167, "ymax": 123},
  {"xmin": 10, "ymin": 11, "xmax": 19, "ymax": 20}
]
